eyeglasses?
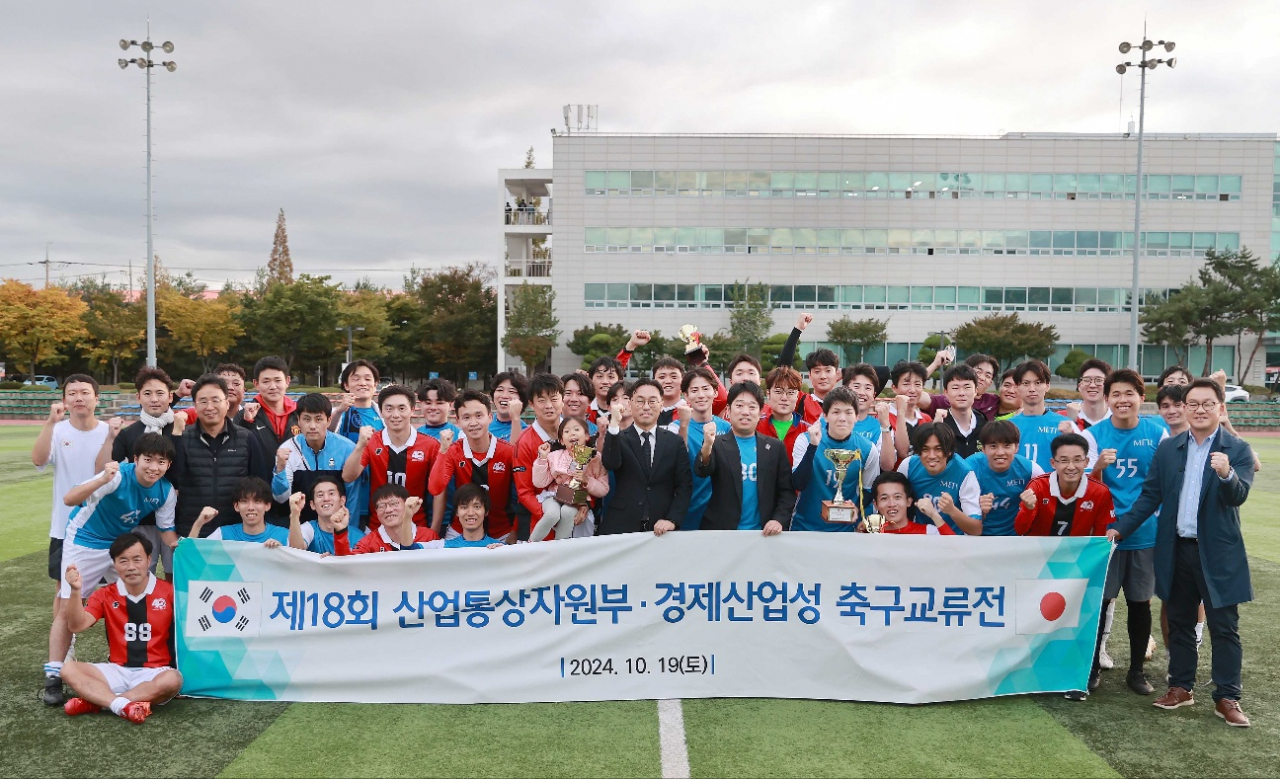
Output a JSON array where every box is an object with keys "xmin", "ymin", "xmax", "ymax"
[
  {"xmin": 1079, "ymin": 377, "xmax": 1105, "ymax": 386},
  {"xmin": 770, "ymin": 389, "xmax": 800, "ymax": 398},
  {"xmin": 1185, "ymin": 401, "xmax": 1219, "ymax": 411},
  {"xmin": 630, "ymin": 397, "xmax": 662, "ymax": 407},
  {"xmin": 1053, "ymin": 457, "xmax": 1088, "ymax": 466}
]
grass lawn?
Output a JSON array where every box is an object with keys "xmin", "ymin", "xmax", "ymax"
[{"xmin": 1, "ymin": 422, "xmax": 1277, "ymax": 778}]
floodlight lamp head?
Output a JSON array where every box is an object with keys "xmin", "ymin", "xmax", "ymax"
[
  {"xmin": 118, "ymin": 58, "xmax": 129, "ymax": 69},
  {"xmin": 163, "ymin": 61, "xmax": 176, "ymax": 72},
  {"xmin": 1116, "ymin": 63, "xmax": 1127, "ymax": 74},
  {"xmin": 136, "ymin": 59, "xmax": 147, "ymax": 69},
  {"xmin": 1163, "ymin": 41, "xmax": 1176, "ymax": 52},
  {"xmin": 1141, "ymin": 40, "xmax": 1154, "ymax": 51},
  {"xmin": 162, "ymin": 41, "xmax": 174, "ymax": 53},
  {"xmin": 1119, "ymin": 42, "xmax": 1131, "ymax": 53},
  {"xmin": 1166, "ymin": 57, "xmax": 1176, "ymax": 69},
  {"xmin": 140, "ymin": 41, "xmax": 153, "ymax": 52},
  {"xmin": 119, "ymin": 39, "xmax": 132, "ymax": 50}
]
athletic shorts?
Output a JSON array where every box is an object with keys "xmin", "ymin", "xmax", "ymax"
[
  {"xmin": 131, "ymin": 525, "xmax": 174, "ymax": 578},
  {"xmin": 58, "ymin": 541, "xmax": 116, "ymax": 599},
  {"xmin": 92, "ymin": 663, "xmax": 173, "ymax": 696},
  {"xmin": 1103, "ymin": 547, "xmax": 1156, "ymax": 601},
  {"xmin": 48, "ymin": 537, "xmax": 64, "ymax": 581}
]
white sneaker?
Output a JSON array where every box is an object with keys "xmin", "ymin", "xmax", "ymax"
[
  {"xmin": 1195, "ymin": 621, "xmax": 1205, "ymax": 648},
  {"xmin": 1098, "ymin": 648, "xmax": 1115, "ymax": 670},
  {"xmin": 1145, "ymin": 634, "xmax": 1157, "ymax": 661}
]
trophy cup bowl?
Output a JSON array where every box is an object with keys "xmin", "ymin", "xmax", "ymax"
[
  {"xmin": 821, "ymin": 448, "xmax": 861, "ymax": 523},
  {"xmin": 557, "ymin": 444, "xmax": 595, "ymax": 506},
  {"xmin": 678, "ymin": 324, "xmax": 703, "ymax": 356},
  {"xmin": 862, "ymin": 513, "xmax": 886, "ymax": 533}
]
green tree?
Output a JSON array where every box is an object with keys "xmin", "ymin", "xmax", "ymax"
[
  {"xmin": 727, "ymin": 281, "xmax": 775, "ymax": 357},
  {"xmin": 955, "ymin": 313, "xmax": 1058, "ymax": 368},
  {"xmin": 629, "ymin": 331, "xmax": 689, "ymax": 376},
  {"xmin": 567, "ymin": 323, "xmax": 628, "ymax": 370},
  {"xmin": 337, "ymin": 287, "xmax": 392, "ymax": 365},
  {"xmin": 381, "ymin": 292, "xmax": 426, "ymax": 384},
  {"xmin": 79, "ymin": 284, "xmax": 145, "ymax": 384},
  {"xmin": 267, "ymin": 208, "xmax": 294, "ymax": 286},
  {"xmin": 761, "ymin": 332, "xmax": 802, "ymax": 370},
  {"xmin": 0, "ymin": 280, "xmax": 89, "ymax": 376},
  {"xmin": 1141, "ymin": 288, "xmax": 1200, "ymax": 368},
  {"xmin": 159, "ymin": 289, "xmax": 244, "ymax": 373},
  {"xmin": 236, "ymin": 274, "xmax": 343, "ymax": 372},
  {"xmin": 502, "ymin": 282, "xmax": 560, "ymax": 375},
  {"xmin": 1054, "ymin": 348, "xmax": 1093, "ymax": 380},
  {"xmin": 412, "ymin": 263, "xmax": 498, "ymax": 383},
  {"xmin": 701, "ymin": 330, "xmax": 745, "ymax": 374},
  {"xmin": 917, "ymin": 334, "xmax": 949, "ymax": 383},
  {"xmin": 827, "ymin": 316, "xmax": 888, "ymax": 364},
  {"xmin": 1199, "ymin": 248, "xmax": 1280, "ymax": 381}
]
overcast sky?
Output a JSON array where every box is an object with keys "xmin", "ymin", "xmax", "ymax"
[{"xmin": 1, "ymin": 1, "xmax": 1277, "ymax": 290}]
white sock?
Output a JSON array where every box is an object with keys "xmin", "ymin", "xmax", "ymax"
[
  {"xmin": 1195, "ymin": 621, "xmax": 1205, "ymax": 641},
  {"xmin": 109, "ymin": 697, "xmax": 130, "ymax": 716},
  {"xmin": 44, "ymin": 661, "xmax": 63, "ymax": 678}
]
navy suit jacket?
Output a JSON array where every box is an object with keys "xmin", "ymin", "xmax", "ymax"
[
  {"xmin": 1113, "ymin": 427, "xmax": 1254, "ymax": 608},
  {"xmin": 599, "ymin": 425, "xmax": 691, "ymax": 534}
]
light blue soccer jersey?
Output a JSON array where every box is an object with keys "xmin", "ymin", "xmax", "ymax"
[
  {"xmin": 301, "ymin": 520, "xmax": 366, "ymax": 554},
  {"xmin": 682, "ymin": 417, "xmax": 732, "ymax": 531},
  {"xmin": 898, "ymin": 455, "xmax": 981, "ymax": 534},
  {"xmin": 1083, "ymin": 417, "xmax": 1168, "ymax": 550},
  {"xmin": 1009, "ymin": 411, "xmax": 1066, "ymax": 470},
  {"xmin": 444, "ymin": 535, "xmax": 500, "ymax": 548},
  {"xmin": 791, "ymin": 429, "xmax": 879, "ymax": 533},
  {"xmin": 736, "ymin": 435, "xmax": 760, "ymax": 531},
  {"xmin": 965, "ymin": 453, "xmax": 1044, "ymax": 536},
  {"xmin": 209, "ymin": 523, "xmax": 291, "ymax": 544},
  {"xmin": 66, "ymin": 463, "xmax": 176, "ymax": 550}
]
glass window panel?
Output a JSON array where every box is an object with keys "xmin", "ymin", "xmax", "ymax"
[
  {"xmin": 584, "ymin": 283, "xmax": 605, "ymax": 301},
  {"xmin": 1172, "ymin": 174, "xmax": 1195, "ymax": 193},
  {"xmin": 1006, "ymin": 173, "xmax": 1030, "ymax": 191},
  {"xmin": 842, "ymin": 229, "xmax": 864, "ymax": 247},
  {"xmin": 1193, "ymin": 232, "xmax": 1216, "ymax": 250},
  {"xmin": 747, "ymin": 228, "xmax": 770, "ymax": 247},
  {"xmin": 724, "ymin": 228, "xmax": 747, "ymax": 246},
  {"xmin": 724, "ymin": 171, "xmax": 748, "ymax": 192},
  {"xmin": 653, "ymin": 227, "xmax": 676, "ymax": 249},
  {"xmin": 631, "ymin": 284, "xmax": 653, "ymax": 301},
  {"xmin": 934, "ymin": 229, "xmax": 957, "ymax": 247},
  {"xmin": 1098, "ymin": 289, "xmax": 1120, "ymax": 306},
  {"xmin": 749, "ymin": 171, "xmax": 771, "ymax": 192},
  {"xmin": 841, "ymin": 171, "xmax": 865, "ymax": 189},
  {"xmin": 1170, "ymin": 231, "xmax": 1192, "ymax": 250},
  {"xmin": 1101, "ymin": 173, "xmax": 1123, "ymax": 193},
  {"xmin": 1077, "ymin": 174, "xmax": 1100, "ymax": 192},
  {"xmin": 654, "ymin": 171, "xmax": 676, "ymax": 191},
  {"xmin": 1075, "ymin": 287, "xmax": 1097, "ymax": 305},
  {"xmin": 817, "ymin": 229, "xmax": 841, "ymax": 248},
  {"xmin": 889, "ymin": 172, "xmax": 913, "ymax": 190},
  {"xmin": 585, "ymin": 227, "xmax": 606, "ymax": 245},
  {"xmin": 676, "ymin": 171, "xmax": 698, "ymax": 193},
  {"xmin": 935, "ymin": 286, "xmax": 957, "ymax": 304},
  {"xmin": 984, "ymin": 173, "xmax": 1006, "ymax": 191},
  {"xmin": 697, "ymin": 228, "xmax": 721, "ymax": 248},
  {"xmin": 1051, "ymin": 287, "xmax": 1074, "ymax": 305},
  {"xmin": 1054, "ymin": 173, "xmax": 1078, "ymax": 192},
  {"xmin": 1218, "ymin": 232, "xmax": 1240, "ymax": 250},
  {"xmin": 864, "ymin": 286, "xmax": 886, "ymax": 303},
  {"xmin": 1123, "ymin": 231, "xmax": 1135, "ymax": 249},
  {"xmin": 957, "ymin": 286, "xmax": 981, "ymax": 304},
  {"xmin": 885, "ymin": 343, "xmax": 911, "ymax": 365},
  {"xmin": 677, "ymin": 284, "xmax": 696, "ymax": 301},
  {"xmin": 794, "ymin": 285, "xmax": 817, "ymax": 302},
  {"xmin": 1030, "ymin": 230, "xmax": 1052, "ymax": 248},
  {"xmin": 887, "ymin": 286, "xmax": 910, "ymax": 304},
  {"xmin": 653, "ymin": 283, "xmax": 675, "ymax": 301},
  {"xmin": 1220, "ymin": 175, "xmax": 1242, "ymax": 194},
  {"xmin": 770, "ymin": 228, "xmax": 794, "ymax": 248},
  {"xmin": 983, "ymin": 288, "xmax": 1004, "ymax": 305},
  {"xmin": 866, "ymin": 172, "xmax": 889, "ymax": 190},
  {"xmin": 770, "ymin": 285, "xmax": 793, "ymax": 303},
  {"xmin": 1005, "ymin": 288, "xmax": 1028, "ymax": 305},
  {"xmin": 795, "ymin": 171, "xmax": 818, "ymax": 190},
  {"xmin": 1124, "ymin": 174, "xmax": 1137, "ymax": 193},
  {"xmin": 606, "ymin": 171, "xmax": 631, "ymax": 189},
  {"xmin": 983, "ymin": 230, "xmax": 1004, "ymax": 249},
  {"xmin": 959, "ymin": 230, "xmax": 981, "ymax": 248},
  {"xmin": 1145, "ymin": 174, "xmax": 1170, "ymax": 193},
  {"xmin": 816, "ymin": 285, "xmax": 836, "ymax": 303},
  {"xmin": 702, "ymin": 285, "xmax": 723, "ymax": 302},
  {"xmin": 912, "ymin": 173, "xmax": 933, "ymax": 191},
  {"xmin": 795, "ymin": 228, "xmax": 817, "ymax": 248},
  {"xmin": 1028, "ymin": 287, "xmax": 1050, "ymax": 305},
  {"xmin": 841, "ymin": 285, "xmax": 863, "ymax": 303},
  {"xmin": 605, "ymin": 227, "xmax": 630, "ymax": 246},
  {"xmin": 912, "ymin": 229, "xmax": 934, "ymax": 246},
  {"xmin": 817, "ymin": 172, "xmax": 839, "ymax": 190},
  {"xmin": 1195, "ymin": 175, "xmax": 1218, "ymax": 193},
  {"xmin": 959, "ymin": 173, "xmax": 980, "ymax": 191},
  {"xmin": 1053, "ymin": 231, "xmax": 1079, "ymax": 249},
  {"xmin": 864, "ymin": 229, "xmax": 888, "ymax": 248},
  {"xmin": 1004, "ymin": 230, "xmax": 1029, "ymax": 249},
  {"xmin": 630, "ymin": 171, "xmax": 654, "ymax": 188},
  {"xmin": 1144, "ymin": 231, "xmax": 1169, "ymax": 250},
  {"xmin": 937, "ymin": 172, "xmax": 957, "ymax": 190},
  {"xmin": 1099, "ymin": 231, "xmax": 1122, "ymax": 249},
  {"xmin": 700, "ymin": 171, "xmax": 723, "ymax": 194},
  {"xmin": 910, "ymin": 286, "xmax": 934, "ymax": 303},
  {"xmin": 607, "ymin": 283, "xmax": 629, "ymax": 301},
  {"xmin": 771, "ymin": 171, "xmax": 794, "ymax": 190},
  {"xmin": 888, "ymin": 229, "xmax": 911, "ymax": 248},
  {"xmin": 585, "ymin": 171, "xmax": 606, "ymax": 189},
  {"xmin": 1076, "ymin": 231, "xmax": 1099, "ymax": 249},
  {"xmin": 1030, "ymin": 173, "xmax": 1054, "ymax": 192},
  {"xmin": 630, "ymin": 227, "xmax": 653, "ymax": 247}
]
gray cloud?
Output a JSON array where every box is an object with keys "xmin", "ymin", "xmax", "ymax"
[{"xmin": 1, "ymin": 0, "xmax": 1276, "ymax": 288}]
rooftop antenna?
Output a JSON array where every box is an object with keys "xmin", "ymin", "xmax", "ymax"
[{"xmin": 562, "ymin": 104, "xmax": 599, "ymax": 134}]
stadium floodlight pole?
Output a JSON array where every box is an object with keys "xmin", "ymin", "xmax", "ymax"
[
  {"xmin": 118, "ymin": 24, "xmax": 176, "ymax": 368},
  {"xmin": 1116, "ymin": 28, "xmax": 1176, "ymax": 372},
  {"xmin": 337, "ymin": 326, "xmax": 366, "ymax": 364}
]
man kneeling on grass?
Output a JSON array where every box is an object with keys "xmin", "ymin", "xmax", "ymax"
[
  {"xmin": 60, "ymin": 533, "xmax": 182, "ymax": 724},
  {"xmin": 336, "ymin": 484, "xmax": 438, "ymax": 554},
  {"xmin": 443, "ymin": 483, "xmax": 505, "ymax": 549},
  {"xmin": 867, "ymin": 471, "xmax": 956, "ymax": 535},
  {"xmin": 188, "ymin": 477, "xmax": 293, "ymax": 547}
]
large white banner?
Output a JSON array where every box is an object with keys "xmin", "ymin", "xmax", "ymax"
[{"xmin": 174, "ymin": 533, "xmax": 1111, "ymax": 705}]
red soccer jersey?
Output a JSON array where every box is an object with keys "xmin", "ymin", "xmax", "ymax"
[
  {"xmin": 360, "ymin": 429, "xmax": 439, "ymax": 529},
  {"xmin": 335, "ymin": 524, "xmax": 439, "ymax": 554},
  {"xmin": 882, "ymin": 520, "xmax": 956, "ymax": 536},
  {"xmin": 513, "ymin": 422, "xmax": 557, "ymax": 530},
  {"xmin": 428, "ymin": 434, "xmax": 517, "ymax": 537},
  {"xmin": 1015, "ymin": 473, "xmax": 1115, "ymax": 537},
  {"xmin": 84, "ymin": 576, "xmax": 176, "ymax": 669}
]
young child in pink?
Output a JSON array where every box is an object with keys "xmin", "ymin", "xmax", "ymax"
[{"xmin": 531, "ymin": 416, "xmax": 608, "ymax": 541}]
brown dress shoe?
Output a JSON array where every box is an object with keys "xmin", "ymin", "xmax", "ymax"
[
  {"xmin": 1153, "ymin": 687, "xmax": 1194, "ymax": 709},
  {"xmin": 1215, "ymin": 699, "xmax": 1250, "ymax": 727}
]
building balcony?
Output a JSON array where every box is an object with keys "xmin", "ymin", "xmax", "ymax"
[
  {"xmin": 504, "ymin": 207, "xmax": 552, "ymax": 226},
  {"xmin": 504, "ymin": 258, "xmax": 553, "ymax": 279}
]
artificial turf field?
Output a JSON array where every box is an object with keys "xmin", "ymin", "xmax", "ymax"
[{"xmin": 1, "ymin": 422, "xmax": 1277, "ymax": 778}]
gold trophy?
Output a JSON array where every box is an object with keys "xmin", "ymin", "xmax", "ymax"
[
  {"xmin": 678, "ymin": 324, "xmax": 706, "ymax": 364},
  {"xmin": 556, "ymin": 444, "xmax": 596, "ymax": 506},
  {"xmin": 862, "ymin": 513, "xmax": 886, "ymax": 533},
  {"xmin": 821, "ymin": 449, "xmax": 861, "ymax": 523}
]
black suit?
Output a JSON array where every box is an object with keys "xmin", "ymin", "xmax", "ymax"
[
  {"xmin": 694, "ymin": 432, "xmax": 795, "ymax": 531},
  {"xmin": 599, "ymin": 425, "xmax": 691, "ymax": 534}
]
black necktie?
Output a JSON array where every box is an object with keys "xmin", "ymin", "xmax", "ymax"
[{"xmin": 640, "ymin": 431, "xmax": 652, "ymax": 473}]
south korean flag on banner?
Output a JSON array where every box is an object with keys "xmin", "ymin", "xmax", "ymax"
[{"xmin": 186, "ymin": 581, "xmax": 263, "ymax": 638}]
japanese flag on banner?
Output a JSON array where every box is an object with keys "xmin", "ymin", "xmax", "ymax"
[
  {"xmin": 1015, "ymin": 578, "xmax": 1089, "ymax": 635},
  {"xmin": 187, "ymin": 581, "xmax": 262, "ymax": 638}
]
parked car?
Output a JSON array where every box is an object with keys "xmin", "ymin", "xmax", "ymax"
[
  {"xmin": 1223, "ymin": 384, "xmax": 1250, "ymax": 403},
  {"xmin": 23, "ymin": 375, "xmax": 58, "ymax": 390}
]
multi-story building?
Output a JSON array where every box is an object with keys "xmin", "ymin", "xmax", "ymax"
[{"xmin": 500, "ymin": 132, "xmax": 1279, "ymax": 382}]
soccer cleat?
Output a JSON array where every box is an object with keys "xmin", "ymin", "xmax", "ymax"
[
  {"xmin": 42, "ymin": 675, "xmax": 65, "ymax": 706},
  {"xmin": 1097, "ymin": 648, "xmax": 1115, "ymax": 670},
  {"xmin": 63, "ymin": 697, "xmax": 102, "ymax": 716},
  {"xmin": 121, "ymin": 701, "xmax": 151, "ymax": 724},
  {"xmin": 1145, "ymin": 634, "xmax": 1157, "ymax": 661},
  {"xmin": 1064, "ymin": 690, "xmax": 1088, "ymax": 701},
  {"xmin": 1127, "ymin": 669, "xmax": 1154, "ymax": 695}
]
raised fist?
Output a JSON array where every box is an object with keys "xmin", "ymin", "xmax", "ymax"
[
  {"xmin": 1098, "ymin": 448, "xmax": 1117, "ymax": 469},
  {"xmin": 507, "ymin": 399, "xmax": 524, "ymax": 420},
  {"xmin": 630, "ymin": 329, "xmax": 652, "ymax": 348},
  {"xmin": 102, "ymin": 461, "xmax": 120, "ymax": 480},
  {"xmin": 333, "ymin": 394, "xmax": 354, "ymax": 414},
  {"xmin": 703, "ymin": 422, "xmax": 718, "ymax": 441},
  {"xmin": 276, "ymin": 444, "xmax": 292, "ymax": 471},
  {"xmin": 47, "ymin": 402, "xmax": 66, "ymax": 423},
  {"xmin": 198, "ymin": 506, "xmax": 219, "ymax": 523},
  {"xmin": 936, "ymin": 493, "xmax": 955, "ymax": 514},
  {"xmin": 64, "ymin": 564, "xmax": 81, "ymax": 590},
  {"xmin": 894, "ymin": 394, "xmax": 909, "ymax": 414},
  {"xmin": 934, "ymin": 409, "xmax": 949, "ymax": 423},
  {"xmin": 438, "ymin": 429, "xmax": 454, "ymax": 449},
  {"xmin": 176, "ymin": 378, "xmax": 196, "ymax": 398},
  {"xmin": 331, "ymin": 507, "xmax": 349, "ymax": 532},
  {"xmin": 107, "ymin": 416, "xmax": 124, "ymax": 437},
  {"xmin": 1058, "ymin": 420, "xmax": 1075, "ymax": 435},
  {"xmin": 289, "ymin": 491, "xmax": 307, "ymax": 514},
  {"xmin": 794, "ymin": 312, "xmax": 814, "ymax": 331},
  {"xmin": 171, "ymin": 414, "xmax": 186, "ymax": 437},
  {"xmin": 357, "ymin": 425, "xmax": 375, "ymax": 444},
  {"xmin": 537, "ymin": 441, "xmax": 552, "ymax": 459},
  {"xmin": 1020, "ymin": 488, "xmax": 1037, "ymax": 510},
  {"xmin": 874, "ymin": 401, "xmax": 891, "ymax": 424},
  {"xmin": 1210, "ymin": 451, "xmax": 1231, "ymax": 479},
  {"xmin": 404, "ymin": 496, "xmax": 424, "ymax": 516},
  {"xmin": 808, "ymin": 425, "xmax": 822, "ymax": 446},
  {"xmin": 241, "ymin": 402, "xmax": 260, "ymax": 423},
  {"xmin": 979, "ymin": 493, "xmax": 994, "ymax": 515},
  {"xmin": 677, "ymin": 404, "xmax": 693, "ymax": 426}
]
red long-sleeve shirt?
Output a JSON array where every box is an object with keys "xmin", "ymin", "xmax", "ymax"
[{"xmin": 1014, "ymin": 473, "xmax": 1115, "ymax": 537}]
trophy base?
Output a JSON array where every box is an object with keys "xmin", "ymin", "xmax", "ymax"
[{"xmin": 822, "ymin": 501, "xmax": 858, "ymax": 524}]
